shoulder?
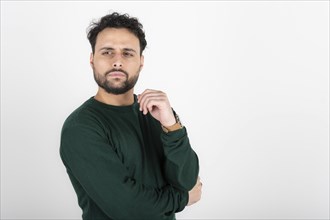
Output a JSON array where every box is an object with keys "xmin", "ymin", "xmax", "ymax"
[
  {"xmin": 60, "ymin": 99, "xmax": 108, "ymax": 155},
  {"xmin": 63, "ymin": 98, "xmax": 100, "ymax": 127},
  {"xmin": 61, "ymin": 98, "xmax": 108, "ymax": 139}
]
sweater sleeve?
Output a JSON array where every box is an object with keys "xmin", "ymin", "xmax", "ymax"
[
  {"xmin": 60, "ymin": 122, "xmax": 187, "ymax": 219},
  {"xmin": 161, "ymin": 126, "xmax": 199, "ymax": 191}
]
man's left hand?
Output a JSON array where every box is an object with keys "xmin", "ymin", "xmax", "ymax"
[{"xmin": 137, "ymin": 89, "xmax": 176, "ymax": 127}]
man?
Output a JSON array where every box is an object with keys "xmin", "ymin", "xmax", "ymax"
[{"xmin": 60, "ymin": 12, "xmax": 201, "ymax": 220}]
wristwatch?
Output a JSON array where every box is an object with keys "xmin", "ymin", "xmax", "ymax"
[{"xmin": 161, "ymin": 112, "xmax": 183, "ymax": 133}]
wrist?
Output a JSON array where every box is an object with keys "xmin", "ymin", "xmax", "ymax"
[
  {"xmin": 161, "ymin": 118, "xmax": 176, "ymax": 128},
  {"xmin": 161, "ymin": 112, "xmax": 183, "ymax": 133},
  {"xmin": 161, "ymin": 122, "xmax": 182, "ymax": 133}
]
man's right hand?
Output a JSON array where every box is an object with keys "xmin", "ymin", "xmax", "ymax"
[{"xmin": 187, "ymin": 176, "xmax": 202, "ymax": 206}]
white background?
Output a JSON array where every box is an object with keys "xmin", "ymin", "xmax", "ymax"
[{"xmin": 1, "ymin": 1, "xmax": 329, "ymax": 219}]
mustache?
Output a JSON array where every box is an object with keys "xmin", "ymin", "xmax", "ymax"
[{"xmin": 105, "ymin": 69, "xmax": 128, "ymax": 77}]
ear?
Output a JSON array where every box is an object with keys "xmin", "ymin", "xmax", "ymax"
[
  {"xmin": 139, "ymin": 55, "xmax": 144, "ymax": 70},
  {"xmin": 90, "ymin": 52, "xmax": 94, "ymax": 68}
]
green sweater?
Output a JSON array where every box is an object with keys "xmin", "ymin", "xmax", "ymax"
[{"xmin": 60, "ymin": 96, "xmax": 199, "ymax": 220}]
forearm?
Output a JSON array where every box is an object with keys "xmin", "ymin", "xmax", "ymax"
[
  {"xmin": 61, "ymin": 124, "xmax": 188, "ymax": 219},
  {"xmin": 137, "ymin": 90, "xmax": 200, "ymax": 191},
  {"xmin": 85, "ymin": 174, "xmax": 188, "ymax": 218},
  {"xmin": 62, "ymin": 152, "xmax": 188, "ymax": 218},
  {"xmin": 161, "ymin": 127, "xmax": 199, "ymax": 191}
]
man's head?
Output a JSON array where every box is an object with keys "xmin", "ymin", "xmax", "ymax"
[
  {"xmin": 87, "ymin": 12, "xmax": 146, "ymax": 95},
  {"xmin": 87, "ymin": 12, "xmax": 147, "ymax": 55}
]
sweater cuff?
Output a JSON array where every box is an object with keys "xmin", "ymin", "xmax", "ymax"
[
  {"xmin": 161, "ymin": 126, "xmax": 187, "ymax": 141},
  {"xmin": 177, "ymin": 190, "xmax": 189, "ymax": 212}
]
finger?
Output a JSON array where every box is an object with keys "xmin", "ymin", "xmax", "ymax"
[
  {"xmin": 139, "ymin": 93, "xmax": 166, "ymax": 113},
  {"xmin": 140, "ymin": 94, "xmax": 164, "ymax": 108},
  {"xmin": 139, "ymin": 89, "xmax": 164, "ymax": 100},
  {"xmin": 138, "ymin": 89, "xmax": 161, "ymax": 102},
  {"xmin": 138, "ymin": 90, "xmax": 154, "ymax": 110},
  {"xmin": 139, "ymin": 92, "xmax": 164, "ymax": 109},
  {"xmin": 143, "ymin": 98, "xmax": 166, "ymax": 115}
]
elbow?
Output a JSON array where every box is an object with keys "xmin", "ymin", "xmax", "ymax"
[
  {"xmin": 183, "ymin": 154, "xmax": 200, "ymax": 191},
  {"xmin": 169, "ymin": 160, "xmax": 200, "ymax": 191},
  {"xmin": 182, "ymin": 166, "xmax": 199, "ymax": 191}
]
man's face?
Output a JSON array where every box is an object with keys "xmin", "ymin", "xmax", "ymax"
[{"xmin": 90, "ymin": 28, "xmax": 144, "ymax": 95}]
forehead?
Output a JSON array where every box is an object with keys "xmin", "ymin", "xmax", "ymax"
[{"xmin": 95, "ymin": 28, "xmax": 140, "ymax": 51}]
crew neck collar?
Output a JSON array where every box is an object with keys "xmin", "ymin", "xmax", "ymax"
[{"xmin": 89, "ymin": 94, "xmax": 139, "ymax": 112}]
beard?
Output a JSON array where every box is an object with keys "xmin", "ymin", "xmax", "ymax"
[{"xmin": 93, "ymin": 67, "xmax": 140, "ymax": 95}]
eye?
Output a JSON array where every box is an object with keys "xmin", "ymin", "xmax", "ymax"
[
  {"xmin": 102, "ymin": 51, "xmax": 112, "ymax": 55},
  {"xmin": 123, "ymin": 51, "xmax": 134, "ymax": 57}
]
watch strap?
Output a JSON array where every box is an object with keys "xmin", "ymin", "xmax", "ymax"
[
  {"xmin": 161, "ymin": 112, "xmax": 183, "ymax": 133},
  {"xmin": 161, "ymin": 122, "xmax": 183, "ymax": 133}
]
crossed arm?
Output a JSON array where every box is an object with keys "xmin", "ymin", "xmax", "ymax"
[
  {"xmin": 61, "ymin": 89, "xmax": 201, "ymax": 218},
  {"xmin": 138, "ymin": 89, "xmax": 202, "ymax": 205}
]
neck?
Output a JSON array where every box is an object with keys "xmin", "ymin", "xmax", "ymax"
[{"xmin": 94, "ymin": 88, "xmax": 135, "ymax": 106}]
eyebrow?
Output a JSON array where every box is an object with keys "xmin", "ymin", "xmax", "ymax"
[{"xmin": 99, "ymin": 47, "xmax": 137, "ymax": 54}]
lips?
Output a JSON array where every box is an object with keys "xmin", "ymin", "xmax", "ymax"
[{"xmin": 107, "ymin": 71, "xmax": 126, "ymax": 78}]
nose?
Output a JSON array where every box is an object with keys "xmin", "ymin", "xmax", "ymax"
[
  {"xmin": 112, "ymin": 56, "xmax": 123, "ymax": 68},
  {"xmin": 113, "ymin": 62, "xmax": 122, "ymax": 68}
]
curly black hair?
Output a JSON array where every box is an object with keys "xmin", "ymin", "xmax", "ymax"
[{"xmin": 87, "ymin": 12, "xmax": 147, "ymax": 55}]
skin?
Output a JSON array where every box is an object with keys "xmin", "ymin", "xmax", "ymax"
[
  {"xmin": 90, "ymin": 28, "xmax": 143, "ymax": 106},
  {"xmin": 90, "ymin": 27, "xmax": 202, "ymax": 205},
  {"xmin": 187, "ymin": 177, "xmax": 202, "ymax": 206}
]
